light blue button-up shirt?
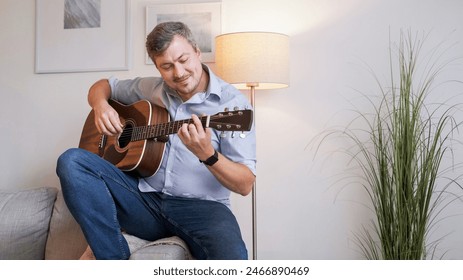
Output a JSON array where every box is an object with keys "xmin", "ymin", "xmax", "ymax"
[{"xmin": 108, "ymin": 65, "xmax": 256, "ymax": 207}]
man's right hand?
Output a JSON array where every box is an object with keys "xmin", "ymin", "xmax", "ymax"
[
  {"xmin": 93, "ymin": 101, "xmax": 123, "ymax": 136},
  {"xmin": 88, "ymin": 79, "xmax": 124, "ymax": 136}
]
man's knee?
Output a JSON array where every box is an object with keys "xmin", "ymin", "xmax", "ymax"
[{"xmin": 56, "ymin": 148, "xmax": 83, "ymax": 174}]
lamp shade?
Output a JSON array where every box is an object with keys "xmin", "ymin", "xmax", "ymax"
[{"xmin": 215, "ymin": 32, "xmax": 290, "ymax": 90}]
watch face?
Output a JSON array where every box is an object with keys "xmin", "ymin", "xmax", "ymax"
[{"xmin": 202, "ymin": 150, "xmax": 218, "ymax": 166}]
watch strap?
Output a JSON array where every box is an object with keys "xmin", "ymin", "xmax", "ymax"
[{"xmin": 199, "ymin": 150, "xmax": 219, "ymax": 166}]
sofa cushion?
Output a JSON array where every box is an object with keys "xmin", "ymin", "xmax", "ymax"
[
  {"xmin": 78, "ymin": 234, "xmax": 192, "ymax": 260},
  {"xmin": 128, "ymin": 235, "xmax": 193, "ymax": 260},
  {"xmin": 0, "ymin": 187, "xmax": 57, "ymax": 259}
]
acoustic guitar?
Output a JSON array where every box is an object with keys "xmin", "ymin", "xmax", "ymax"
[{"xmin": 79, "ymin": 99, "xmax": 253, "ymax": 177}]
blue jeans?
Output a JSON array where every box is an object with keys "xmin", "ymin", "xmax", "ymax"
[{"xmin": 56, "ymin": 148, "xmax": 247, "ymax": 260}]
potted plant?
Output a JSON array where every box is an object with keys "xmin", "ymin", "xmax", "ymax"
[{"xmin": 317, "ymin": 31, "xmax": 462, "ymax": 259}]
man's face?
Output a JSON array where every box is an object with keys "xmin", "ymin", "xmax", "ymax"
[{"xmin": 153, "ymin": 35, "xmax": 203, "ymax": 101}]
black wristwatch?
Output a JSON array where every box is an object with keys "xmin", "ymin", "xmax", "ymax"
[{"xmin": 199, "ymin": 150, "xmax": 219, "ymax": 166}]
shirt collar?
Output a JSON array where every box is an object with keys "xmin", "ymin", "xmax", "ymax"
[{"xmin": 203, "ymin": 64, "xmax": 222, "ymax": 99}]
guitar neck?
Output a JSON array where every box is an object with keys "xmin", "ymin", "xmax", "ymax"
[{"xmin": 130, "ymin": 116, "xmax": 209, "ymax": 141}]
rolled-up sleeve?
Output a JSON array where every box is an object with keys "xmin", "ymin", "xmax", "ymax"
[
  {"xmin": 108, "ymin": 76, "xmax": 165, "ymax": 107},
  {"xmin": 220, "ymin": 128, "xmax": 257, "ymax": 176}
]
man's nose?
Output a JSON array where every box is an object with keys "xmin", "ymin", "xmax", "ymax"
[{"xmin": 174, "ymin": 65, "xmax": 185, "ymax": 78}]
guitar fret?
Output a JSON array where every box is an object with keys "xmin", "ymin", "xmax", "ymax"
[
  {"xmin": 159, "ymin": 123, "xmax": 166, "ymax": 137},
  {"xmin": 131, "ymin": 127, "xmax": 136, "ymax": 141},
  {"xmin": 139, "ymin": 127, "xmax": 144, "ymax": 140},
  {"xmin": 133, "ymin": 127, "xmax": 141, "ymax": 141},
  {"xmin": 138, "ymin": 127, "xmax": 144, "ymax": 140},
  {"xmin": 143, "ymin": 126, "xmax": 148, "ymax": 139},
  {"xmin": 171, "ymin": 121, "xmax": 181, "ymax": 134},
  {"xmin": 152, "ymin": 124, "xmax": 157, "ymax": 137},
  {"xmin": 201, "ymin": 116, "xmax": 207, "ymax": 128},
  {"xmin": 140, "ymin": 127, "xmax": 145, "ymax": 140},
  {"xmin": 160, "ymin": 123, "xmax": 166, "ymax": 135}
]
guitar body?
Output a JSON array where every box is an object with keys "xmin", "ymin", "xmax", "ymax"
[{"xmin": 79, "ymin": 99, "xmax": 168, "ymax": 177}]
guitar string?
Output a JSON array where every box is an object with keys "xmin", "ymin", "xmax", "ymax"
[{"xmin": 115, "ymin": 113, "xmax": 247, "ymax": 142}]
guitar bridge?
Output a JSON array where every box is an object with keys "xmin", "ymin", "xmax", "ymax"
[{"xmin": 98, "ymin": 135, "xmax": 107, "ymax": 156}]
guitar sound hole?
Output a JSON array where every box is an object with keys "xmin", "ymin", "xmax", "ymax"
[{"xmin": 118, "ymin": 124, "xmax": 132, "ymax": 148}]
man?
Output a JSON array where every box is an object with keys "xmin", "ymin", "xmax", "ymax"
[{"xmin": 56, "ymin": 22, "xmax": 256, "ymax": 260}]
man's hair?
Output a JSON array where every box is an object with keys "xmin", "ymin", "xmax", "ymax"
[{"xmin": 146, "ymin": 21, "xmax": 199, "ymax": 63}]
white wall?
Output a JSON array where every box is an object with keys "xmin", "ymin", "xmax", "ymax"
[{"xmin": 1, "ymin": 0, "xmax": 463, "ymax": 259}]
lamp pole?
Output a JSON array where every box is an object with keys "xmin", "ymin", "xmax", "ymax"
[{"xmin": 248, "ymin": 82, "xmax": 258, "ymax": 260}]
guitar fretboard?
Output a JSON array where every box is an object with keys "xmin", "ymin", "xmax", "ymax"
[{"xmin": 129, "ymin": 117, "xmax": 209, "ymax": 141}]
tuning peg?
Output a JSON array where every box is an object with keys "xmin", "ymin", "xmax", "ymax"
[
  {"xmin": 240, "ymin": 132, "xmax": 246, "ymax": 139},
  {"xmin": 233, "ymin": 106, "xmax": 239, "ymax": 111},
  {"xmin": 220, "ymin": 131, "xmax": 227, "ymax": 138},
  {"xmin": 224, "ymin": 107, "xmax": 229, "ymax": 112}
]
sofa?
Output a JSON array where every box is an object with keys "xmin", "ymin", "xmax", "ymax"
[{"xmin": 0, "ymin": 187, "xmax": 192, "ymax": 260}]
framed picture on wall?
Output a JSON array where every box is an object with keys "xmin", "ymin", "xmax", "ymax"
[
  {"xmin": 35, "ymin": 0, "xmax": 131, "ymax": 73},
  {"xmin": 145, "ymin": 2, "xmax": 221, "ymax": 64}
]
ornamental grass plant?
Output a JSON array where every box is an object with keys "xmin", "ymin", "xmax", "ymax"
[{"xmin": 316, "ymin": 31, "xmax": 463, "ymax": 259}]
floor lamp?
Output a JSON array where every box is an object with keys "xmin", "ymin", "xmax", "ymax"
[{"xmin": 215, "ymin": 32, "xmax": 290, "ymax": 260}]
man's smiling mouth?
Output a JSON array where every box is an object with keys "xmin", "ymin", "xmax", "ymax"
[{"xmin": 175, "ymin": 75, "xmax": 190, "ymax": 84}]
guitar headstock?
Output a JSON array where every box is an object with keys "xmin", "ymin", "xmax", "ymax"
[{"xmin": 208, "ymin": 109, "xmax": 253, "ymax": 131}]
